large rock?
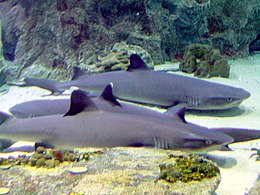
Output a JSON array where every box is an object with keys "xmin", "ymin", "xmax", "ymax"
[
  {"xmin": 180, "ymin": 43, "xmax": 230, "ymax": 78},
  {"xmin": 0, "ymin": 147, "xmax": 221, "ymax": 194},
  {"xmin": 0, "ymin": 0, "xmax": 259, "ymax": 80},
  {"xmin": 83, "ymin": 42, "xmax": 154, "ymax": 73}
]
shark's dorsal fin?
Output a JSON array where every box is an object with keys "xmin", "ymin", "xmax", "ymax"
[
  {"xmin": 64, "ymin": 89, "xmax": 99, "ymax": 116},
  {"xmin": 72, "ymin": 66, "xmax": 86, "ymax": 80},
  {"xmin": 164, "ymin": 104, "xmax": 187, "ymax": 123},
  {"xmin": 127, "ymin": 54, "xmax": 150, "ymax": 72},
  {"xmin": 100, "ymin": 83, "xmax": 121, "ymax": 106}
]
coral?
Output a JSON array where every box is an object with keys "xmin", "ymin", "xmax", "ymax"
[
  {"xmin": 179, "ymin": 43, "xmax": 230, "ymax": 78},
  {"xmin": 159, "ymin": 154, "xmax": 220, "ymax": 183}
]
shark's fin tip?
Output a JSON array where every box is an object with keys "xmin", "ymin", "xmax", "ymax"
[{"xmin": 100, "ymin": 84, "xmax": 121, "ymax": 107}]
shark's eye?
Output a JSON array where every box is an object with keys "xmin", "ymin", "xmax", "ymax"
[
  {"xmin": 227, "ymin": 98, "xmax": 233, "ymax": 101},
  {"xmin": 205, "ymin": 140, "xmax": 213, "ymax": 145}
]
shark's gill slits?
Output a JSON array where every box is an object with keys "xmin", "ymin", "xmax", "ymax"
[
  {"xmin": 187, "ymin": 96, "xmax": 200, "ymax": 107},
  {"xmin": 153, "ymin": 137, "xmax": 169, "ymax": 149},
  {"xmin": 205, "ymin": 139, "xmax": 213, "ymax": 145}
]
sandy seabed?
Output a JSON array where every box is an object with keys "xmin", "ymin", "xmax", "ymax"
[{"xmin": 0, "ymin": 54, "xmax": 260, "ymax": 195}]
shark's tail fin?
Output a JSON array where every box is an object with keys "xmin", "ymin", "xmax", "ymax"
[
  {"xmin": 0, "ymin": 138, "xmax": 15, "ymax": 152},
  {"xmin": 211, "ymin": 128, "xmax": 260, "ymax": 143},
  {"xmin": 0, "ymin": 112, "xmax": 15, "ymax": 151},
  {"xmin": 8, "ymin": 78, "xmax": 65, "ymax": 95},
  {"xmin": 0, "ymin": 111, "xmax": 12, "ymax": 125},
  {"xmin": 24, "ymin": 78, "xmax": 65, "ymax": 95}
]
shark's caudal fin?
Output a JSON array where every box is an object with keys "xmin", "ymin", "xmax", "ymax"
[
  {"xmin": 72, "ymin": 66, "xmax": 86, "ymax": 80},
  {"xmin": 64, "ymin": 89, "xmax": 99, "ymax": 116},
  {"xmin": 126, "ymin": 54, "xmax": 150, "ymax": 72},
  {"xmin": 0, "ymin": 113, "xmax": 14, "ymax": 151},
  {"xmin": 23, "ymin": 78, "xmax": 65, "ymax": 95},
  {"xmin": 211, "ymin": 128, "xmax": 260, "ymax": 143},
  {"xmin": 100, "ymin": 83, "xmax": 121, "ymax": 106},
  {"xmin": 164, "ymin": 104, "xmax": 188, "ymax": 123},
  {"xmin": 0, "ymin": 139, "xmax": 15, "ymax": 151},
  {"xmin": 0, "ymin": 111, "xmax": 12, "ymax": 125}
]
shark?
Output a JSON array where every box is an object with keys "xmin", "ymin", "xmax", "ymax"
[
  {"xmin": 16, "ymin": 54, "xmax": 250, "ymax": 110},
  {"xmin": 0, "ymin": 89, "xmax": 234, "ymax": 152},
  {"xmin": 7, "ymin": 83, "xmax": 260, "ymax": 149},
  {"xmin": 9, "ymin": 83, "xmax": 183, "ymax": 120}
]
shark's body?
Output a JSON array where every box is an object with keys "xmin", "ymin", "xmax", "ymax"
[
  {"xmin": 21, "ymin": 54, "xmax": 250, "ymax": 110},
  {"xmin": 8, "ymin": 84, "xmax": 260, "ymax": 148},
  {"xmin": 0, "ymin": 89, "xmax": 234, "ymax": 152},
  {"xmin": 9, "ymin": 84, "xmax": 184, "ymax": 120}
]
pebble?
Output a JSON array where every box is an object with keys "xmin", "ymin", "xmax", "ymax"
[
  {"xmin": 68, "ymin": 167, "xmax": 88, "ymax": 174},
  {"xmin": 0, "ymin": 165, "xmax": 11, "ymax": 170},
  {"xmin": 0, "ymin": 187, "xmax": 10, "ymax": 195}
]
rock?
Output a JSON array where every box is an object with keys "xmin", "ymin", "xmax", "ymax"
[
  {"xmin": 180, "ymin": 43, "xmax": 230, "ymax": 78},
  {"xmin": 126, "ymin": 33, "xmax": 164, "ymax": 64},
  {"xmin": 81, "ymin": 42, "xmax": 154, "ymax": 73},
  {"xmin": 0, "ymin": 1, "xmax": 258, "ymax": 80},
  {"xmin": 0, "ymin": 147, "xmax": 221, "ymax": 194}
]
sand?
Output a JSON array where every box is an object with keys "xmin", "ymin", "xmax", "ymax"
[{"xmin": 0, "ymin": 53, "xmax": 260, "ymax": 194}]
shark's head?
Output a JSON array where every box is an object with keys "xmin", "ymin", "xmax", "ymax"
[
  {"xmin": 190, "ymin": 85, "xmax": 251, "ymax": 110},
  {"xmin": 153, "ymin": 124, "xmax": 234, "ymax": 152},
  {"xmin": 179, "ymin": 132, "xmax": 234, "ymax": 152}
]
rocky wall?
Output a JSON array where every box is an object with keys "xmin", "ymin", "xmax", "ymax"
[{"xmin": 0, "ymin": 0, "xmax": 259, "ymax": 80}]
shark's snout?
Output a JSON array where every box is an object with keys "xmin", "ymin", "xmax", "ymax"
[{"xmin": 240, "ymin": 88, "xmax": 251, "ymax": 100}]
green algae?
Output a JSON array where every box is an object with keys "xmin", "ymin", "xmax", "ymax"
[{"xmin": 159, "ymin": 154, "xmax": 220, "ymax": 183}]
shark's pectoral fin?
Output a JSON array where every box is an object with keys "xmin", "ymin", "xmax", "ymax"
[
  {"xmin": 164, "ymin": 104, "xmax": 188, "ymax": 123},
  {"xmin": 126, "ymin": 54, "xmax": 150, "ymax": 72},
  {"xmin": 99, "ymin": 83, "xmax": 121, "ymax": 107},
  {"xmin": 35, "ymin": 142, "xmax": 55, "ymax": 150},
  {"xmin": 0, "ymin": 111, "xmax": 12, "ymax": 125},
  {"xmin": 219, "ymin": 145, "xmax": 233, "ymax": 151},
  {"xmin": 64, "ymin": 89, "xmax": 99, "ymax": 116},
  {"xmin": 7, "ymin": 82, "xmax": 28, "ymax": 87}
]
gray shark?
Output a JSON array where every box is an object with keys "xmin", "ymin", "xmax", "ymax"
[
  {"xmin": 8, "ymin": 84, "xmax": 260, "ymax": 146},
  {"xmin": 0, "ymin": 89, "xmax": 234, "ymax": 152},
  {"xmin": 9, "ymin": 83, "xmax": 183, "ymax": 120},
  {"xmin": 18, "ymin": 54, "xmax": 250, "ymax": 110}
]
